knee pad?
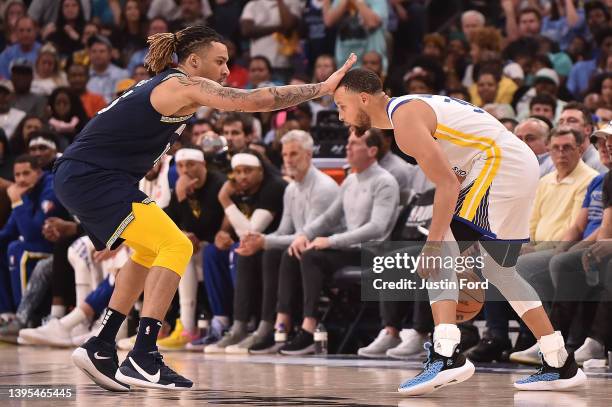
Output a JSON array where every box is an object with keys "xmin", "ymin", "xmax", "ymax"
[{"xmin": 479, "ymin": 245, "xmax": 542, "ymax": 317}]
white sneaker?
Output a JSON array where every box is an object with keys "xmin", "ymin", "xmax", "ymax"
[
  {"xmin": 386, "ymin": 329, "xmax": 428, "ymax": 359},
  {"xmin": 574, "ymin": 337, "xmax": 605, "ymax": 365},
  {"xmin": 204, "ymin": 330, "xmax": 247, "ymax": 354},
  {"xmin": 509, "ymin": 343, "xmax": 540, "ymax": 365},
  {"xmin": 69, "ymin": 323, "xmax": 91, "ymax": 346},
  {"xmin": 18, "ymin": 318, "xmax": 73, "ymax": 347},
  {"xmin": 358, "ymin": 329, "xmax": 401, "ymax": 358},
  {"xmin": 225, "ymin": 332, "xmax": 265, "ymax": 354}
]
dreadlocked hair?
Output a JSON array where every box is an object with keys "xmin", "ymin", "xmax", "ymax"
[{"xmin": 144, "ymin": 25, "xmax": 224, "ymax": 74}]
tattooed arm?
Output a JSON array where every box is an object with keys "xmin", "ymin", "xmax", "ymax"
[{"xmin": 169, "ymin": 54, "xmax": 356, "ymax": 113}]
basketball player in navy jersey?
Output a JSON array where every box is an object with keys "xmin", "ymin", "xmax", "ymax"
[{"xmin": 56, "ymin": 25, "xmax": 356, "ymax": 391}]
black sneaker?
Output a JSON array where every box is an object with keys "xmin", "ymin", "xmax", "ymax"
[
  {"xmin": 116, "ymin": 350, "xmax": 193, "ymax": 390},
  {"xmin": 248, "ymin": 332, "xmax": 279, "ymax": 354},
  {"xmin": 0, "ymin": 318, "xmax": 24, "ymax": 344},
  {"xmin": 514, "ymin": 352, "xmax": 587, "ymax": 390},
  {"xmin": 71, "ymin": 336, "xmax": 130, "ymax": 392},
  {"xmin": 458, "ymin": 324, "xmax": 480, "ymax": 352},
  {"xmin": 502, "ymin": 331, "xmax": 536, "ymax": 361},
  {"xmin": 466, "ymin": 336, "xmax": 512, "ymax": 362},
  {"xmin": 279, "ymin": 328, "xmax": 315, "ymax": 355},
  {"xmin": 398, "ymin": 342, "xmax": 475, "ymax": 395}
]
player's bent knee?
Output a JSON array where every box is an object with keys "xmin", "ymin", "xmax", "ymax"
[
  {"xmin": 508, "ymin": 300, "xmax": 542, "ymax": 317},
  {"xmin": 153, "ymin": 232, "xmax": 193, "ymax": 277}
]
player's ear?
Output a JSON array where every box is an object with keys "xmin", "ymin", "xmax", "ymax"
[{"xmin": 359, "ymin": 92, "xmax": 369, "ymax": 105}]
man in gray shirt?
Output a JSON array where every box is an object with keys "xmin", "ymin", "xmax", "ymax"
[
  {"xmin": 277, "ymin": 129, "xmax": 400, "ymax": 355},
  {"xmin": 219, "ymin": 130, "xmax": 340, "ymax": 354},
  {"xmin": 364, "ymin": 127, "xmax": 433, "ymax": 204}
]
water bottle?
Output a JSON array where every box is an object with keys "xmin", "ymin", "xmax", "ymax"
[
  {"xmin": 275, "ymin": 323, "xmax": 287, "ymax": 344},
  {"xmin": 197, "ymin": 314, "xmax": 209, "ymax": 337},
  {"xmin": 586, "ymin": 260, "xmax": 600, "ymax": 287},
  {"xmin": 314, "ymin": 324, "xmax": 328, "ymax": 355}
]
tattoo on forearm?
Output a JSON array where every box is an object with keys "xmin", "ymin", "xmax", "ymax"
[
  {"xmin": 267, "ymin": 84, "xmax": 322, "ymax": 110},
  {"xmin": 177, "ymin": 75, "xmax": 322, "ymax": 111}
]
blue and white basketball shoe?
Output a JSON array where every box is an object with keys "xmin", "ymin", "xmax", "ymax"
[
  {"xmin": 514, "ymin": 352, "xmax": 586, "ymax": 391},
  {"xmin": 398, "ymin": 342, "xmax": 475, "ymax": 396}
]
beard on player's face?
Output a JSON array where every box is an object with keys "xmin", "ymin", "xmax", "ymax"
[{"xmin": 353, "ymin": 108, "xmax": 372, "ymax": 134}]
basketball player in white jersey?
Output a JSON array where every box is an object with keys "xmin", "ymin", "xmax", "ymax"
[{"xmin": 333, "ymin": 69, "xmax": 586, "ymax": 395}]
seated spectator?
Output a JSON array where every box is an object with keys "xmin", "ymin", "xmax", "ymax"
[
  {"xmin": 0, "ymin": 155, "xmax": 67, "ymax": 314},
  {"xmin": 9, "ymin": 58, "xmax": 46, "ymax": 118},
  {"xmin": 30, "ymin": 44, "xmax": 67, "ymax": 96},
  {"xmin": 28, "ymin": 0, "xmax": 91, "ymax": 29},
  {"xmin": 322, "ymin": 0, "xmax": 388, "ymax": 74},
  {"xmin": 403, "ymin": 66, "xmax": 437, "ymax": 95},
  {"xmin": 214, "ymin": 130, "xmax": 339, "ymax": 354},
  {"xmin": 110, "ymin": 0, "xmax": 147, "ymax": 68},
  {"xmin": 158, "ymin": 146, "xmax": 226, "ymax": 350},
  {"xmin": 567, "ymin": 27, "xmax": 612, "ymax": 98},
  {"xmin": 529, "ymin": 93, "xmax": 557, "ymax": 124},
  {"xmin": 0, "ymin": 83, "xmax": 26, "ymax": 140},
  {"xmin": 504, "ymin": 5, "xmax": 543, "ymax": 43},
  {"xmin": 469, "ymin": 127, "xmax": 599, "ymax": 363},
  {"xmin": 0, "ymin": 16, "xmax": 41, "ymax": 80},
  {"xmin": 66, "ymin": 63, "xmax": 106, "ymax": 119},
  {"xmin": 170, "ymin": 0, "xmax": 212, "ymax": 32},
  {"xmin": 474, "ymin": 68, "xmax": 501, "ymax": 107},
  {"xmin": 589, "ymin": 72, "xmax": 612, "ymax": 108},
  {"xmin": 86, "ymin": 35, "xmax": 128, "ymax": 103},
  {"xmin": 202, "ymin": 150, "xmax": 287, "ymax": 353},
  {"xmin": 246, "ymin": 56, "xmax": 277, "ymax": 89},
  {"xmin": 70, "ymin": 21, "xmax": 99, "ymax": 67},
  {"xmin": 8, "ymin": 115, "xmax": 43, "ymax": 158},
  {"xmin": 240, "ymin": 0, "xmax": 303, "ymax": 76},
  {"xmin": 308, "ymin": 54, "xmax": 337, "ymax": 122},
  {"xmin": 514, "ymin": 118, "xmax": 553, "ymax": 177},
  {"xmin": 468, "ymin": 60, "xmax": 517, "ymax": 107},
  {"xmin": 277, "ymin": 130, "xmax": 399, "ymax": 355},
  {"xmin": 27, "ymin": 131, "xmax": 59, "ymax": 171},
  {"xmin": 541, "ymin": 127, "xmax": 612, "ymax": 365},
  {"xmin": 47, "ymin": 87, "xmax": 88, "ymax": 147},
  {"xmin": 365, "ymin": 127, "xmax": 431, "ymax": 204},
  {"xmin": 126, "ymin": 17, "xmax": 169, "ymax": 75},
  {"xmin": 0, "ymin": 130, "xmax": 12, "ymax": 186},
  {"xmin": 209, "ymin": 112, "xmax": 255, "ymax": 174},
  {"xmin": 2, "ymin": 1, "xmax": 27, "ymax": 48},
  {"xmin": 362, "ymin": 51, "xmax": 384, "ymax": 81},
  {"xmin": 43, "ymin": 0, "xmax": 86, "ymax": 59},
  {"xmin": 540, "ymin": 0, "xmax": 587, "ymax": 52},
  {"xmin": 516, "ymin": 67, "xmax": 566, "ymax": 122},
  {"xmin": 460, "ymin": 9, "xmax": 485, "ymax": 42}
]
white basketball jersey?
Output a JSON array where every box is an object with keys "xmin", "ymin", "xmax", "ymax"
[{"xmin": 386, "ymin": 94, "xmax": 515, "ymax": 178}]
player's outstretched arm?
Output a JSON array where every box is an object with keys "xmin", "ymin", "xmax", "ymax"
[
  {"xmin": 392, "ymin": 100, "xmax": 460, "ymax": 242},
  {"xmin": 177, "ymin": 54, "xmax": 356, "ymax": 112}
]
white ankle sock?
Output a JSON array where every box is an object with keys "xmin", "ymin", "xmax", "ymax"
[
  {"xmin": 50, "ymin": 305, "xmax": 66, "ymax": 319},
  {"xmin": 60, "ymin": 308, "xmax": 87, "ymax": 330},
  {"xmin": 433, "ymin": 324, "xmax": 461, "ymax": 357},
  {"xmin": 539, "ymin": 331, "xmax": 568, "ymax": 368},
  {"xmin": 214, "ymin": 316, "xmax": 230, "ymax": 327}
]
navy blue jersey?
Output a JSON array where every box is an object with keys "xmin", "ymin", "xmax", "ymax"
[{"xmin": 58, "ymin": 68, "xmax": 192, "ymax": 180}]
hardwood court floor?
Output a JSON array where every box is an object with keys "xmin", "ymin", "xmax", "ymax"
[{"xmin": 0, "ymin": 342, "xmax": 610, "ymax": 406}]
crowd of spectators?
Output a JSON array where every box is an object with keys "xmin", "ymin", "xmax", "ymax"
[{"xmin": 0, "ymin": 0, "xmax": 612, "ymax": 366}]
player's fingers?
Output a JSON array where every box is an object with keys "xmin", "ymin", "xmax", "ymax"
[{"xmin": 341, "ymin": 53, "xmax": 357, "ymax": 71}]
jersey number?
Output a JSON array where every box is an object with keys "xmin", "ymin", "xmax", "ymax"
[{"xmin": 96, "ymin": 79, "xmax": 151, "ymax": 115}]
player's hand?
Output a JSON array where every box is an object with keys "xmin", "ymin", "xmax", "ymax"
[
  {"xmin": 417, "ymin": 242, "xmax": 442, "ymax": 280},
  {"xmin": 214, "ymin": 230, "xmax": 234, "ymax": 250},
  {"xmin": 176, "ymin": 175, "xmax": 197, "ymax": 202},
  {"xmin": 306, "ymin": 237, "xmax": 331, "ymax": 251},
  {"xmin": 288, "ymin": 234, "xmax": 310, "ymax": 258},
  {"xmin": 589, "ymin": 239, "xmax": 612, "ymax": 262},
  {"xmin": 93, "ymin": 249, "xmax": 115, "ymax": 263},
  {"xmin": 236, "ymin": 232, "xmax": 265, "ymax": 256},
  {"xmin": 321, "ymin": 53, "xmax": 357, "ymax": 95},
  {"xmin": 6, "ymin": 183, "xmax": 28, "ymax": 204}
]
